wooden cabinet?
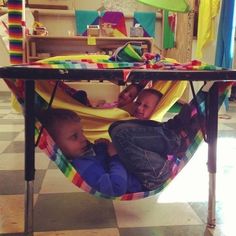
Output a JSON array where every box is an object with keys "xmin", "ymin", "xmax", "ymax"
[
  {"xmin": 25, "ymin": 35, "xmax": 153, "ymax": 102},
  {"xmin": 25, "ymin": 35, "xmax": 153, "ymax": 62}
]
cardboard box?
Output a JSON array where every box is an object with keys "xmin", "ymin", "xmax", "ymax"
[
  {"xmin": 130, "ymin": 26, "xmax": 144, "ymax": 37},
  {"xmin": 101, "ymin": 23, "xmax": 115, "ymax": 37},
  {"xmin": 87, "ymin": 25, "xmax": 100, "ymax": 37}
]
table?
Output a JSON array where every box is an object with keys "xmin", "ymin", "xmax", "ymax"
[{"xmin": 1, "ymin": 66, "xmax": 236, "ymax": 235}]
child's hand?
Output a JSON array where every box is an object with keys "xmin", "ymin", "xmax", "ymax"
[
  {"xmin": 107, "ymin": 143, "xmax": 117, "ymax": 157},
  {"xmin": 95, "ymin": 139, "xmax": 117, "ymax": 156}
]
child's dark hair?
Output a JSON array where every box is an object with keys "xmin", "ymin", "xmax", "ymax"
[
  {"xmin": 37, "ymin": 108, "xmax": 80, "ymax": 137},
  {"xmin": 131, "ymin": 83, "xmax": 145, "ymax": 93},
  {"xmin": 72, "ymin": 90, "xmax": 91, "ymax": 107},
  {"xmin": 140, "ymin": 88, "xmax": 163, "ymax": 101}
]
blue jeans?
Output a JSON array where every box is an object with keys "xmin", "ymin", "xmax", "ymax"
[{"xmin": 109, "ymin": 120, "xmax": 181, "ymax": 190}]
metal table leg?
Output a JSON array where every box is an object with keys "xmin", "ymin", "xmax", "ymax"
[
  {"xmin": 207, "ymin": 82, "xmax": 218, "ymax": 228},
  {"xmin": 24, "ymin": 80, "xmax": 35, "ymax": 235}
]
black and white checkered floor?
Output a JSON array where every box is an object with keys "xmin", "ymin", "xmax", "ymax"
[{"xmin": 1, "ymin": 91, "xmax": 236, "ymax": 236}]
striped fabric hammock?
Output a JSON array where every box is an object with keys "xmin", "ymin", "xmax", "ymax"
[{"xmin": 3, "ymin": 52, "xmax": 232, "ymax": 200}]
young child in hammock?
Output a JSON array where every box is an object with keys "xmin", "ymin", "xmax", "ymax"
[
  {"xmin": 95, "ymin": 83, "xmax": 144, "ymax": 109},
  {"xmin": 109, "ymin": 103, "xmax": 201, "ymax": 191},
  {"xmin": 39, "ymin": 103, "xmax": 198, "ymax": 193},
  {"xmin": 38, "ymin": 108, "xmax": 142, "ymax": 197},
  {"xmin": 131, "ymin": 88, "xmax": 163, "ymax": 119}
]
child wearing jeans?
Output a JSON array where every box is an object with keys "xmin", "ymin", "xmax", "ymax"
[{"xmin": 109, "ymin": 104, "xmax": 199, "ymax": 190}]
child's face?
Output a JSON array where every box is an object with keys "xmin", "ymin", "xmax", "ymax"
[
  {"xmin": 117, "ymin": 85, "xmax": 139, "ymax": 107},
  {"xmin": 54, "ymin": 120, "xmax": 89, "ymax": 159},
  {"xmin": 133, "ymin": 93, "xmax": 160, "ymax": 120}
]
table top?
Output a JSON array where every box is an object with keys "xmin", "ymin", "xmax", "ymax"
[{"xmin": 1, "ymin": 66, "xmax": 236, "ymax": 83}]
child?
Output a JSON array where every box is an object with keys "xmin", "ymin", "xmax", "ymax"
[
  {"xmin": 132, "ymin": 88, "xmax": 163, "ymax": 119},
  {"xmin": 38, "ymin": 108, "xmax": 142, "ymax": 197},
  {"xmin": 109, "ymin": 104, "xmax": 200, "ymax": 191},
  {"xmin": 96, "ymin": 83, "xmax": 144, "ymax": 109},
  {"xmin": 117, "ymin": 83, "xmax": 144, "ymax": 108},
  {"xmin": 72, "ymin": 90, "xmax": 92, "ymax": 107}
]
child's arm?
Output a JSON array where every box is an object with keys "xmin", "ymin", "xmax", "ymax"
[
  {"xmin": 72, "ymin": 156, "xmax": 128, "ymax": 197},
  {"xmin": 98, "ymin": 157, "xmax": 128, "ymax": 196}
]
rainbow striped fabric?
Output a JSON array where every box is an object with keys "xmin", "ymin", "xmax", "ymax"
[
  {"xmin": 3, "ymin": 55, "xmax": 232, "ymax": 200},
  {"xmin": 36, "ymin": 80, "xmax": 232, "ymax": 200},
  {"xmin": 8, "ymin": 0, "xmax": 24, "ymax": 65}
]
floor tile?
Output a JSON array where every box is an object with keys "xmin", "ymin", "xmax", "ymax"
[
  {"xmin": 224, "ymin": 123, "xmax": 236, "ymax": 129},
  {"xmin": 3, "ymin": 113, "xmax": 24, "ymax": 120},
  {"xmin": 190, "ymin": 193, "xmax": 236, "ymax": 227},
  {"xmin": 0, "ymin": 194, "xmax": 39, "ymax": 235},
  {"xmin": 34, "ymin": 228, "xmax": 120, "ymax": 236},
  {"xmin": 0, "ymin": 124, "xmax": 24, "ymax": 132},
  {"xmin": 0, "ymin": 141, "xmax": 11, "ymax": 153},
  {"xmin": 40, "ymin": 169, "xmax": 81, "ymax": 193},
  {"xmin": 0, "ymin": 153, "xmax": 50, "ymax": 170},
  {"xmin": 2, "ymin": 140, "xmax": 41, "ymax": 153},
  {"xmin": 0, "ymin": 170, "xmax": 46, "ymax": 194},
  {"xmin": 0, "ymin": 132, "xmax": 19, "ymax": 141},
  {"xmin": 0, "ymin": 109, "xmax": 11, "ymax": 115},
  {"xmin": 2, "ymin": 141, "xmax": 25, "ymax": 153},
  {"xmin": 113, "ymin": 197, "xmax": 202, "ymax": 228},
  {"xmin": 219, "ymin": 130, "xmax": 236, "ymax": 137},
  {"xmin": 34, "ymin": 193, "xmax": 117, "ymax": 231},
  {"xmin": 211, "ymin": 224, "xmax": 234, "ymax": 236},
  {"xmin": 13, "ymin": 131, "xmax": 24, "ymax": 141},
  {"xmin": 48, "ymin": 160, "xmax": 59, "ymax": 169},
  {"xmin": 0, "ymin": 103, "xmax": 11, "ymax": 108},
  {"xmin": 0, "ymin": 195, "xmax": 24, "ymax": 234},
  {"xmin": 119, "ymin": 225, "xmax": 212, "ymax": 236},
  {"xmin": 0, "ymin": 119, "xmax": 24, "ymax": 124},
  {"xmin": 218, "ymin": 123, "xmax": 234, "ymax": 131},
  {"xmin": 0, "ymin": 233, "xmax": 25, "ymax": 236}
]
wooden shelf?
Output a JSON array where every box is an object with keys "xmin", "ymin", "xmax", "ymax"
[
  {"xmin": 24, "ymin": 35, "xmax": 153, "ymax": 100},
  {"xmin": 25, "ymin": 35, "xmax": 153, "ymax": 62}
]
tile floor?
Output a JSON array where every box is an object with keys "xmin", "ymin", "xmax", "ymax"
[{"xmin": 0, "ymin": 91, "xmax": 236, "ymax": 236}]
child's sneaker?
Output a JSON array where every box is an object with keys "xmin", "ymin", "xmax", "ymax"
[
  {"xmin": 164, "ymin": 104, "xmax": 206, "ymax": 156},
  {"xmin": 164, "ymin": 104, "xmax": 192, "ymax": 131}
]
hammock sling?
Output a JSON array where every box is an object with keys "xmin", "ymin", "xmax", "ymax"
[
  {"xmin": 0, "ymin": 53, "xmax": 234, "ymax": 231},
  {"xmin": 4, "ymin": 74, "xmax": 231, "ymax": 199},
  {"xmin": 2, "ymin": 53, "xmax": 232, "ymax": 198}
]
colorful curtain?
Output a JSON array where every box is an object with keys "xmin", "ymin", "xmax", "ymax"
[
  {"xmin": 8, "ymin": 0, "xmax": 24, "ymax": 64},
  {"xmin": 75, "ymin": 10, "xmax": 100, "ymax": 36},
  {"xmin": 100, "ymin": 11, "xmax": 127, "ymax": 37},
  {"xmin": 215, "ymin": 0, "xmax": 236, "ymax": 68},
  {"xmin": 195, "ymin": 0, "xmax": 220, "ymax": 59},
  {"xmin": 162, "ymin": 10, "xmax": 177, "ymax": 49},
  {"xmin": 214, "ymin": 0, "xmax": 236, "ymax": 110},
  {"xmin": 133, "ymin": 12, "xmax": 156, "ymax": 38}
]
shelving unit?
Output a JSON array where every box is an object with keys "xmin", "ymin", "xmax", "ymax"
[
  {"xmin": 25, "ymin": 35, "xmax": 153, "ymax": 102},
  {"xmin": 25, "ymin": 35, "xmax": 153, "ymax": 62}
]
